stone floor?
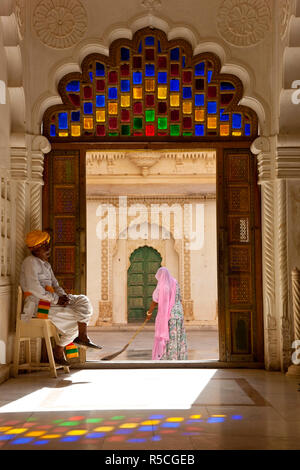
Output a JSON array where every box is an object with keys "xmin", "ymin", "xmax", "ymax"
[{"xmin": 0, "ymin": 366, "xmax": 299, "ymax": 450}]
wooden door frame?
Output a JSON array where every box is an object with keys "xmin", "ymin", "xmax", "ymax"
[{"xmin": 45, "ymin": 139, "xmax": 264, "ymax": 367}]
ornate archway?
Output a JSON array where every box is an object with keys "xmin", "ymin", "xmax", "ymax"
[{"xmin": 42, "ymin": 27, "xmax": 263, "ymax": 365}]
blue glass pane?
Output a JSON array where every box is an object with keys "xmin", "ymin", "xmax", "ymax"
[
  {"xmin": 89, "ymin": 72, "xmax": 93, "ymax": 82},
  {"xmin": 121, "ymin": 80, "xmax": 130, "ymax": 92},
  {"xmin": 195, "ymin": 62, "xmax": 205, "ymax": 76},
  {"xmin": 171, "ymin": 48, "xmax": 180, "ymax": 61},
  {"xmin": 58, "ymin": 112, "xmax": 68, "ymax": 129},
  {"xmin": 170, "ymin": 79, "xmax": 180, "ymax": 92},
  {"xmin": 182, "ymin": 56, "xmax": 186, "ymax": 68},
  {"xmin": 145, "ymin": 36, "xmax": 155, "ymax": 46},
  {"xmin": 182, "ymin": 87, "xmax": 192, "ymax": 99},
  {"xmin": 158, "ymin": 72, "xmax": 167, "ymax": 84},
  {"xmin": 133, "ymin": 72, "xmax": 142, "ymax": 84},
  {"xmin": 158, "ymin": 40, "xmax": 161, "ymax": 53},
  {"xmin": 96, "ymin": 95, "xmax": 105, "ymax": 107},
  {"xmin": 145, "ymin": 64, "xmax": 155, "ymax": 77},
  {"xmin": 220, "ymin": 81, "xmax": 235, "ymax": 91},
  {"xmin": 121, "ymin": 47, "xmax": 130, "ymax": 61},
  {"xmin": 195, "ymin": 124, "xmax": 205, "ymax": 136},
  {"xmin": 245, "ymin": 123, "xmax": 251, "ymax": 136},
  {"xmin": 232, "ymin": 113, "xmax": 242, "ymax": 129},
  {"xmin": 60, "ymin": 436, "xmax": 80, "ymax": 443},
  {"xmin": 66, "ymin": 80, "xmax": 80, "ymax": 92},
  {"xmin": 138, "ymin": 41, "xmax": 142, "ymax": 53},
  {"xmin": 96, "ymin": 62, "xmax": 105, "ymax": 77},
  {"xmin": 220, "ymin": 109, "xmax": 229, "ymax": 121},
  {"xmin": 83, "ymin": 102, "xmax": 93, "ymax": 114},
  {"xmin": 108, "ymin": 87, "xmax": 118, "ymax": 100},
  {"xmin": 50, "ymin": 124, "xmax": 56, "ymax": 137},
  {"xmin": 207, "ymin": 71, "xmax": 213, "ymax": 83},
  {"xmin": 71, "ymin": 111, "xmax": 80, "ymax": 121},
  {"xmin": 11, "ymin": 438, "xmax": 34, "ymax": 445},
  {"xmin": 207, "ymin": 101, "xmax": 217, "ymax": 114},
  {"xmin": 195, "ymin": 94, "xmax": 205, "ymax": 106}
]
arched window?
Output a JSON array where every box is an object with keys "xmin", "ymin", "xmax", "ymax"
[{"xmin": 43, "ymin": 27, "xmax": 258, "ymax": 141}]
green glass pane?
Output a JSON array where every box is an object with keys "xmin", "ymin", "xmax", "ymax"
[
  {"xmin": 109, "ymin": 132, "xmax": 119, "ymax": 136},
  {"xmin": 133, "ymin": 118, "xmax": 143, "ymax": 130},
  {"xmin": 121, "ymin": 125, "xmax": 131, "ymax": 136},
  {"xmin": 170, "ymin": 124, "xmax": 180, "ymax": 136},
  {"xmin": 158, "ymin": 117, "xmax": 168, "ymax": 130},
  {"xmin": 145, "ymin": 109, "xmax": 155, "ymax": 122},
  {"xmin": 183, "ymin": 131, "xmax": 192, "ymax": 136}
]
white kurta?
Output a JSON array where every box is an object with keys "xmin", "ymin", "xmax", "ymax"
[{"xmin": 20, "ymin": 255, "xmax": 93, "ymax": 347}]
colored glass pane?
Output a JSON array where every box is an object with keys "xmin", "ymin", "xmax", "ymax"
[
  {"xmin": 133, "ymin": 87, "xmax": 142, "ymax": 99},
  {"xmin": 96, "ymin": 95, "xmax": 105, "ymax": 107},
  {"xmin": 221, "ymin": 82, "xmax": 235, "ymax": 91},
  {"xmin": 158, "ymin": 72, "xmax": 167, "ymax": 84},
  {"xmin": 145, "ymin": 80, "xmax": 155, "ymax": 92},
  {"xmin": 171, "ymin": 64, "xmax": 179, "ymax": 76},
  {"xmin": 208, "ymin": 86, "xmax": 217, "ymax": 98},
  {"xmin": 232, "ymin": 131, "xmax": 242, "ymax": 136},
  {"xmin": 133, "ymin": 117, "xmax": 143, "ymax": 129},
  {"xmin": 96, "ymin": 63, "xmax": 105, "ymax": 77},
  {"xmin": 121, "ymin": 47, "xmax": 130, "ymax": 61},
  {"xmin": 109, "ymin": 117, "xmax": 118, "ymax": 129},
  {"xmin": 183, "ymin": 131, "xmax": 192, "ymax": 136},
  {"xmin": 170, "ymin": 124, "xmax": 180, "ymax": 136},
  {"xmin": 133, "ymin": 102, "xmax": 142, "ymax": 114},
  {"xmin": 108, "ymin": 132, "xmax": 119, "ymax": 136},
  {"xmin": 145, "ymin": 36, "xmax": 155, "ymax": 46},
  {"xmin": 158, "ymin": 40, "xmax": 161, "ymax": 53},
  {"xmin": 146, "ymin": 49, "xmax": 155, "ymax": 60},
  {"xmin": 207, "ymin": 102, "xmax": 217, "ymax": 114},
  {"xmin": 158, "ymin": 86, "xmax": 167, "ymax": 99},
  {"xmin": 108, "ymin": 87, "xmax": 118, "ymax": 99},
  {"xmin": 170, "ymin": 48, "xmax": 180, "ymax": 61},
  {"xmin": 145, "ymin": 64, "xmax": 155, "ymax": 77},
  {"xmin": 146, "ymin": 95, "xmax": 155, "ymax": 107},
  {"xmin": 121, "ymin": 64, "xmax": 130, "ymax": 76},
  {"xmin": 195, "ymin": 94, "xmax": 205, "ymax": 106},
  {"xmin": 182, "ymin": 56, "xmax": 186, "ymax": 68},
  {"xmin": 220, "ymin": 124, "xmax": 230, "ymax": 136},
  {"xmin": 183, "ymin": 101, "xmax": 192, "ymax": 114},
  {"xmin": 133, "ymin": 72, "xmax": 142, "ymax": 85},
  {"xmin": 145, "ymin": 109, "xmax": 155, "ymax": 122},
  {"xmin": 158, "ymin": 117, "xmax": 167, "ymax": 130},
  {"xmin": 121, "ymin": 95, "xmax": 130, "ymax": 107},
  {"xmin": 182, "ymin": 87, "xmax": 192, "ymax": 99},
  {"xmin": 83, "ymin": 102, "xmax": 93, "ymax": 114},
  {"xmin": 66, "ymin": 81, "xmax": 80, "ymax": 92},
  {"xmin": 158, "ymin": 56, "xmax": 167, "ymax": 68},
  {"xmin": 183, "ymin": 117, "xmax": 192, "ymax": 129},
  {"xmin": 96, "ymin": 80, "xmax": 105, "ymax": 92},
  {"xmin": 195, "ymin": 62, "xmax": 205, "ymax": 76},
  {"xmin": 71, "ymin": 111, "xmax": 80, "ymax": 121},
  {"xmin": 220, "ymin": 94, "xmax": 233, "ymax": 105},
  {"xmin": 121, "ymin": 109, "xmax": 130, "ymax": 122},
  {"xmin": 68, "ymin": 94, "xmax": 80, "ymax": 107},
  {"xmin": 50, "ymin": 125, "xmax": 56, "ymax": 137},
  {"xmin": 146, "ymin": 125, "xmax": 155, "ymax": 136},
  {"xmin": 96, "ymin": 125, "xmax": 105, "ymax": 136},
  {"xmin": 207, "ymin": 117, "xmax": 217, "ymax": 128},
  {"xmin": 245, "ymin": 123, "xmax": 251, "ymax": 136},
  {"xmin": 59, "ymin": 132, "xmax": 68, "ymax": 137},
  {"xmin": 170, "ymin": 79, "xmax": 180, "ymax": 92},
  {"xmin": 232, "ymin": 113, "xmax": 242, "ymax": 129},
  {"xmin": 195, "ymin": 109, "xmax": 204, "ymax": 121},
  {"xmin": 89, "ymin": 72, "xmax": 93, "ymax": 82},
  {"xmin": 170, "ymin": 110, "xmax": 180, "ymax": 121},
  {"xmin": 158, "ymin": 102, "xmax": 167, "ymax": 114},
  {"xmin": 207, "ymin": 71, "xmax": 213, "ymax": 83},
  {"xmin": 108, "ymin": 103, "xmax": 118, "ymax": 114},
  {"xmin": 133, "ymin": 56, "xmax": 142, "ymax": 68},
  {"xmin": 83, "ymin": 118, "xmax": 93, "ymax": 129},
  {"xmin": 71, "ymin": 125, "xmax": 81, "ymax": 137},
  {"xmin": 96, "ymin": 110, "xmax": 105, "ymax": 122},
  {"xmin": 121, "ymin": 80, "xmax": 130, "ymax": 92},
  {"xmin": 220, "ymin": 110, "xmax": 229, "ymax": 121},
  {"xmin": 195, "ymin": 79, "xmax": 204, "ymax": 91},
  {"xmin": 121, "ymin": 125, "xmax": 130, "ymax": 136},
  {"xmin": 83, "ymin": 86, "xmax": 92, "ymax": 99},
  {"xmin": 170, "ymin": 94, "xmax": 179, "ymax": 107},
  {"xmin": 195, "ymin": 124, "xmax": 205, "ymax": 136},
  {"xmin": 58, "ymin": 113, "xmax": 68, "ymax": 129},
  {"xmin": 183, "ymin": 71, "xmax": 192, "ymax": 83},
  {"xmin": 138, "ymin": 41, "xmax": 142, "ymax": 53}
]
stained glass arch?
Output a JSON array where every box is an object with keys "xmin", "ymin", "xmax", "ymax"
[{"xmin": 43, "ymin": 27, "xmax": 258, "ymax": 142}]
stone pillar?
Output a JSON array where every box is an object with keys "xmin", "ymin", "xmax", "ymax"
[{"xmin": 286, "ymin": 268, "xmax": 300, "ymax": 376}]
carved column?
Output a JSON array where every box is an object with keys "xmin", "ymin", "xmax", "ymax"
[{"xmin": 286, "ymin": 268, "xmax": 300, "ymax": 376}]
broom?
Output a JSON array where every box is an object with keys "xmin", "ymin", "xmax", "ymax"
[{"xmin": 101, "ymin": 314, "xmax": 151, "ymax": 361}]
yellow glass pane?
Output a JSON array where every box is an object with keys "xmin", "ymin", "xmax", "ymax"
[
  {"xmin": 96, "ymin": 111, "xmax": 105, "ymax": 122},
  {"xmin": 84, "ymin": 118, "xmax": 93, "ymax": 129},
  {"xmin": 133, "ymin": 87, "xmax": 142, "ymax": 99},
  {"xmin": 121, "ymin": 95, "xmax": 130, "ymax": 107},
  {"xmin": 232, "ymin": 131, "xmax": 242, "ymax": 136},
  {"xmin": 207, "ymin": 117, "xmax": 217, "ymax": 129},
  {"xmin": 158, "ymin": 86, "xmax": 167, "ymax": 100},
  {"xmin": 220, "ymin": 124, "xmax": 230, "ymax": 136},
  {"xmin": 170, "ymin": 94, "xmax": 179, "ymax": 107},
  {"xmin": 145, "ymin": 79, "xmax": 155, "ymax": 92},
  {"xmin": 58, "ymin": 132, "xmax": 68, "ymax": 137},
  {"xmin": 183, "ymin": 101, "xmax": 192, "ymax": 114},
  {"xmin": 71, "ymin": 125, "xmax": 81, "ymax": 137},
  {"xmin": 108, "ymin": 102, "xmax": 118, "ymax": 114},
  {"xmin": 195, "ymin": 109, "xmax": 205, "ymax": 122}
]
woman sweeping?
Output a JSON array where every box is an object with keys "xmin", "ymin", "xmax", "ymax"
[{"xmin": 146, "ymin": 267, "xmax": 188, "ymax": 360}]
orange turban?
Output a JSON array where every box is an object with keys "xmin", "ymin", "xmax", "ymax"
[{"xmin": 25, "ymin": 230, "xmax": 50, "ymax": 249}]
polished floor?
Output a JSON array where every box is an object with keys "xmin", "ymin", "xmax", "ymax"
[{"xmin": 0, "ymin": 366, "xmax": 299, "ymax": 450}]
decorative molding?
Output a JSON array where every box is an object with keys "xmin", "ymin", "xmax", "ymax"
[
  {"xmin": 97, "ymin": 301, "xmax": 113, "ymax": 324},
  {"xmin": 276, "ymin": 147, "xmax": 300, "ymax": 178},
  {"xmin": 217, "ymin": 0, "xmax": 271, "ymax": 47},
  {"xmin": 280, "ymin": 0, "xmax": 291, "ymax": 39},
  {"xmin": 251, "ymin": 136, "xmax": 272, "ymax": 182},
  {"xmin": 32, "ymin": 135, "xmax": 51, "ymax": 154},
  {"xmin": 141, "ymin": 0, "xmax": 162, "ymax": 12},
  {"xmin": 33, "ymin": 0, "xmax": 88, "ymax": 49},
  {"xmin": 10, "ymin": 148, "xmax": 28, "ymax": 181},
  {"xmin": 15, "ymin": 0, "xmax": 26, "ymax": 41}
]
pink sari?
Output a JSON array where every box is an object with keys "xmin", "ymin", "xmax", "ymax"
[{"xmin": 152, "ymin": 267, "xmax": 177, "ymax": 360}]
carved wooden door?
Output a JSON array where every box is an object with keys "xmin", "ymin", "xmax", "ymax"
[
  {"xmin": 217, "ymin": 148, "xmax": 264, "ymax": 363},
  {"xmin": 43, "ymin": 149, "xmax": 86, "ymax": 294}
]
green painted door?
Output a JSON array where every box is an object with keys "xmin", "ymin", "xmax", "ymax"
[{"xmin": 127, "ymin": 246, "xmax": 162, "ymax": 323}]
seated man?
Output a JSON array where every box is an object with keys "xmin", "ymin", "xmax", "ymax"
[{"xmin": 20, "ymin": 230, "xmax": 102, "ymax": 365}]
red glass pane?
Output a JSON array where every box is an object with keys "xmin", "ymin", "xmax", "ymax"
[
  {"xmin": 220, "ymin": 94, "xmax": 233, "ymax": 105},
  {"xmin": 183, "ymin": 71, "xmax": 192, "ymax": 83},
  {"xmin": 83, "ymin": 86, "xmax": 93, "ymax": 99},
  {"xmin": 158, "ymin": 131, "xmax": 167, "ymax": 136},
  {"xmin": 121, "ymin": 64, "xmax": 130, "ymax": 76},
  {"xmin": 171, "ymin": 110, "xmax": 180, "ymax": 121},
  {"xmin": 146, "ymin": 49, "xmax": 155, "ymax": 60},
  {"xmin": 96, "ymin": 80, "xmax": 105, "ymax": 92},
  {"xmin": 146, "ymin": 95, "xmax": 155, "ymax": 107},
  {"xmin": 108, "ymin": 71, "xmax": 118, "ymax": 84},
  {"xmin": 171, "ymin": 64, "xmax": 179, "ymax": 76},
  {"xmin": 134, "ymin": 131, "xmax": 143, "ymax": 136},
  {"xmin": 68, "ymin": 94, "xmax": 80, "ymax": 106},
  {"xmin": 109, "ymin": 117, "xmax": 118, "ymax": 129},
  {"xmin": 96, "ymin": 125, "xmax": 105, "ymax": 136},
  {"xmin": 195, "ymin": 79, "xmax": 204, "ymax": 91},
  {"xmin": 121, "ymin": 109, "xmax": 130, "ymax": 122},
  {"xmin": 183, "ymin": 116, "xmax": 192, "ymax": 128},
  {"xmin": 158, "ymin": 56, "xmax": 167, "ymax": 68},
  {"xmin": 133, "ymin": 56, "xmax": 142, "ymax": 68},
  {"xmin": 146, "ymin": 124, "xmax": 155, "ymax": 136},
  {"xmin": 133, "ymin": 102, "xmax": 143, "ymax": 114},
  {"xmin": 158, "ymin": 102, "xmax": 167, "ymax": 114},
  {"xmin": 208, "ymin": 86, "xmax": 217, "ymax": 98}
]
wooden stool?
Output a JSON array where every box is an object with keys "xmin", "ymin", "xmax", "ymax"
[{"xmin": 12, "ymin": 287, "xmax": 70, "ymax": 378}]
